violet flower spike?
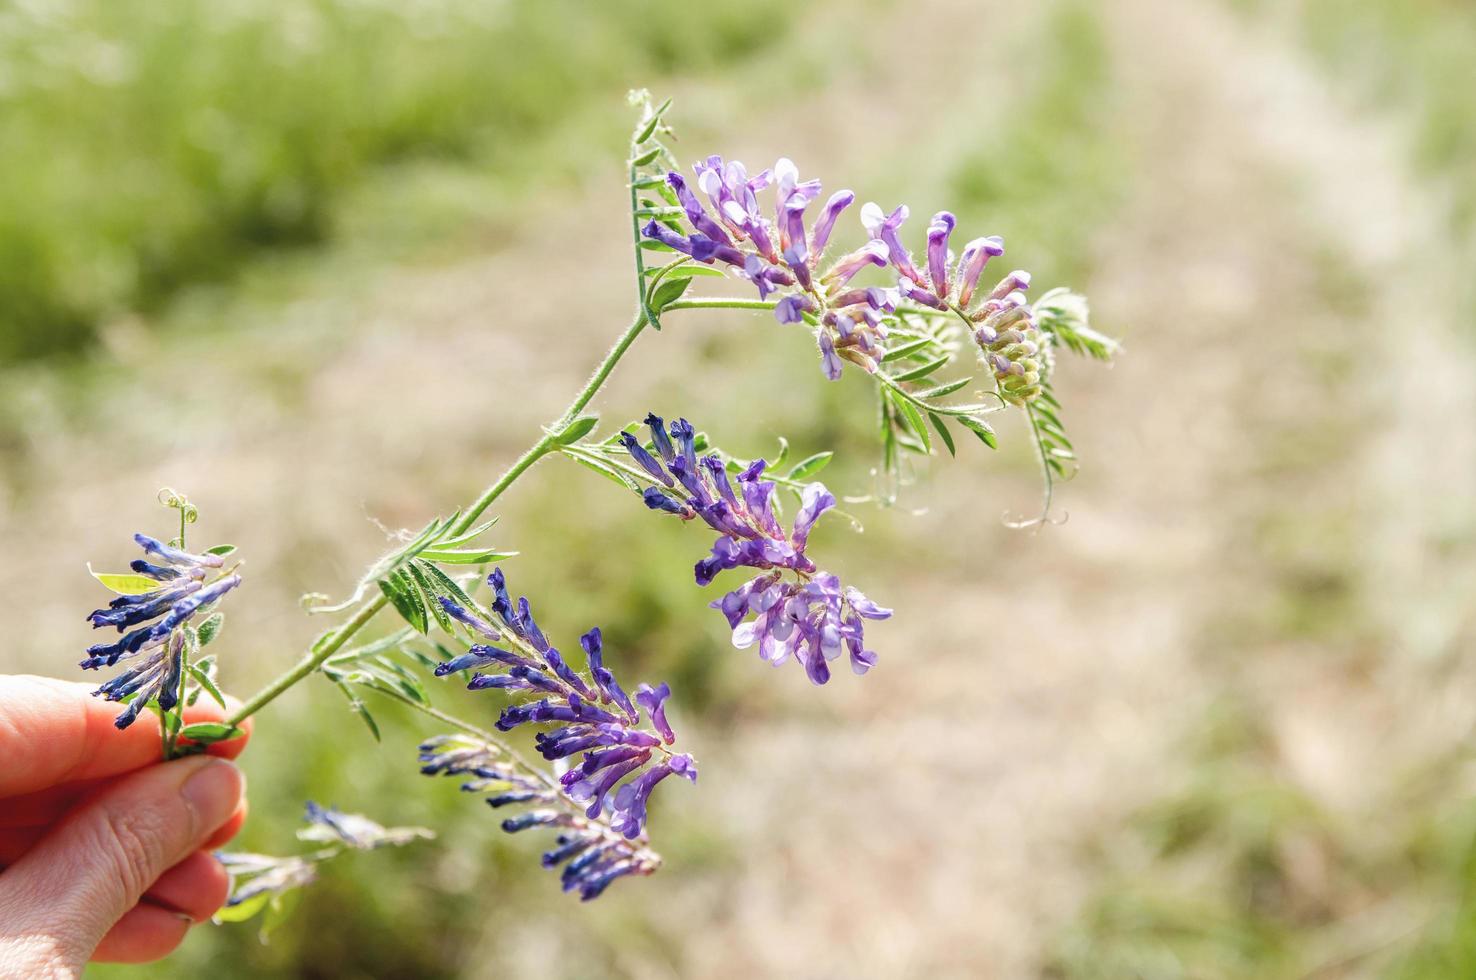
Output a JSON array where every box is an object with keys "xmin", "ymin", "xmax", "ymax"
[
  {"xmin": 614, "ymin": 413, "xmax": 893, "ymax": 685},
  {"xmin": 926, "ymin": 211, "xmax": 956, "ymax": 300},
  {"xmin": 640, "ymin": 154, "xmax": 913, "ymax": 381},
  {"xmin": 418, "ymin": 734, "xmax": 667, "ymax": 899},
  {"xmin": 956, "ymin": 235, "xmax": 1005, "ymax": 306},
  {"xmin": 433, "ymin": 568, "xmax": 695, "ymax": 842},
  {"xmin": 861, "ymin": 202, "xmax": 924, "ymax": 286},
  {"xmin": 81, "ymin": 533, "xmax": 242, "ymax": 729}
]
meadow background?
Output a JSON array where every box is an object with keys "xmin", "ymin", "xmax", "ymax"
[{"xmin": 2, "ymin": 0, "xmax": 1475, "ymax": 976}]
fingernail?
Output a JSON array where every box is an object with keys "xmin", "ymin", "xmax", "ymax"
[{"xmin": 180, "ymin": 759, "xmax": 243, "ymax": 834}]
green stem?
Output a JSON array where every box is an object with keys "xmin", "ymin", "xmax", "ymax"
[
  {"xmin": 662, "ymin": 296, "xmax": 777, "ymax": 313},
  {"xmin": 231, "ymin": 308, "xmax": 655, "ymax": 724},
  {"xmin": 226, "ymin": 129, "xmax": 801, "ymax": 728},
  {"xmin": 448, "ymin": 434, "xmax": 559, "ymax": 538},
  {"xmin": 629, "ymin": 160, "xmax": 657, "ymax": 327},
  {"xmin": 228, "ymin": 592, "xmax": 389, "ymax": 726}
]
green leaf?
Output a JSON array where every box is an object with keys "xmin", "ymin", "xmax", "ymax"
[
  {"xmin": 928, "ymin": 412, "xmax": 956, "ymax": 456},
  {"xmin": 417, "ymin": 547, "xmax": 517, "ymax": 565},
  {"xmin": 638, "ymin": 238, "xmax": 675, "ymax": 253},
  {"xmin": 333, "ymin": 681, "xmax": 381, "ymax": 742},
  {"xmin": 786, "ymin": 452, "xmax": 834, "ymax": 481},
  {"xmin": 412, "ymin": 561, "xmax": 483, "ymax": 623},
  {"xmin": 634, "ymin": 115, "xmax": 661, "ymax": 145},
  {"xmin": 181, "ymin": 626, "xmax": 201, "ymax": 664},
  {"xmin": 635, "ymin": 206, "xmax": 685, "ymax": 220},
  {"xmin": 893, "ymin": 394, "xmax": 932, "ymax": 454},
  {"xmin": 374, "ymin": 656, "xmax": 429, "ymax": 704},
  {"xmin": 88, "ymin": 566, "xmax": 162, "ymax": 596},
  {"xmin": 646, "ymin": 263, "xmax": 724, "ymax": 278},
  {"xmin": 196, "ymin": 612, "xmax": 224, "ymax": 647},
  {"xmin": 914, "ymin": 377, "xmax": 972, "ymax": 400},
  {"xmin": 180, "ymin": 722, "xmax": 242, "ymax": 743},
  {"xmin": 406, "ymin": 646, "xmax": 441, "ymax": 671},
  {"xmin": 213, "ymin": 891, "xmax": 274, "ymax": 924},
  {"xmin": 187, "ymin": 664, "xmax": 227, "ymax": 710},
  {"xmin": 880, "ymin": 338, "xmax": 935, "ymax": 362},
  {"xmin": 890, "ymin": 355, "xmax": 952, "ymax": 383},
  {"xmin": 649, "ymin": 275, "xmax": 692, "ymax": 311},
  {"xmin": 431, "ymin": 516, "xmax": 499, "ymax": 551},
  {"xmin": 550, "ymin": 414, "xmax": 599, "ymax": 446},
  {"xmin": 205, "ymin": 544, "xmax": 237, "ymax": 556},
  {"xmin": 379, "ymin": 570, "xmax": 428, "ymax": 634},
  {"xmin": 958, "ymin": 415, "xmax": 998, "ymax": 449},
  {"xmin": 631, "ymin": 146, "xmax": 662, "ymax": 167},
  {"xmin": 407, "ymin": 563, "xmax": 452, "ymax": 634},
  {"xmin": 566, "ymin": 452, "xmax": 640, "ymax": 491}
]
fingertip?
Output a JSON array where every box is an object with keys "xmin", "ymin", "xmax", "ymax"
[
  {"xmin": 91, "ymin": 903, "xmax": 192, "ymax": 964},
  {"xmin": 179, "ymin": 758, "xmax": 245, "ymax": 841},
  {"xmin": 204, "ymin": 798, "xmax": 249, "ymax": 849}
]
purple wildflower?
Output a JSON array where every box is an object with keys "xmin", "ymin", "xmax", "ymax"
[
  {"xmin": 851, "ymin": 200, "xmax": 1045, "ymax": 402},
  {"xmin": 969, "ymin": 269, "xmax": 1044, "ymax": 405},
  {"xmin": 640, "ymin": 155, "xmax": 899, "ymax": 381},
  {"xmin": 81, "ymin": 534, "xmax": 242, "ymax": 729},
  {"xmin": 620, "ymin": 414, "xmax": 893, "ymax": 684},
  {"xmin": 433, "ymin": 569, "xmax": 696, "ymax": 843},
  {"xmin": 418, "ymin": 734, "xmax": 665, "ymax": 900}
]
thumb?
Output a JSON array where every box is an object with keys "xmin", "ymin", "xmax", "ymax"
[{"xmin": 0, "ymin": 756, "xmax": 243, "ymax": 974}]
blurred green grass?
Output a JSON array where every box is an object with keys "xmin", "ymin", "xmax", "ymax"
[
  {"xmin": 0, "ymin": 0, "xmax": 789, "ymax": 361},
  {"xmin": 1293, "ymin": 0, "xmax": 1476, "ymax": 236}
]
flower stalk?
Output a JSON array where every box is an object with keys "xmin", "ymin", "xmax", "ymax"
[{"xmin": 75, "ymin": 91, "xmax": 1119, "ymax": 905}]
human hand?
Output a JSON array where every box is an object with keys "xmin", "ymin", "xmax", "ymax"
[{"xmin": 0, "ymin": 675, "xmax": 251, "ymax": 977}]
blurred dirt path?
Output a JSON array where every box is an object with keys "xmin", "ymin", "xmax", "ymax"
[{"xmin": 678, "ymin": 2, "xmax": 1476, "ymax": 979}]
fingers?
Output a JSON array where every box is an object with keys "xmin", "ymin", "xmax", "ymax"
[
  {"xmin": 0, "ymin": 675, "xmax": 252, "ymax": 799},
  {"xmin": 91, "ymin": 904, "xmax": 192, "ymax": 964},
  {"xmin": 144, "ymin": 850, "xmax": 231, "ymax": 923},
  {"xmin": 205, "ymin": 797, "xmax": 249, "ymax": 850},
  {"xmin": 0, "ymin": 756, "xmax": 244, "ymax": 973}
]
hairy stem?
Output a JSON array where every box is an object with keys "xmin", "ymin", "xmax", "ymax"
[
  {"xmin": 230, "ymin": 306, "xmax": 658, "ymax": 724},
  {"xmin": 228, "ymin": 592, "xmax": 389, "ymax": 725}
]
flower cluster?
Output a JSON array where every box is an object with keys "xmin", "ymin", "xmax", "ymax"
[
  {"xmin": 433, "ymin": 568, "xmax": 696, "ymax": 842},
  {"xmin": 82, "ymin": 534, "xmax": 241, "ymax": 729},
  {"xmin": 419, "ymin": 734, "xmax": 662, "ymax": 901},
  {"xmin": 640, "ymin": 155, "xmax": 1043, "ymax": 394},
  {"xmin": 642, "ymin": 156, "xmax": 903, "ymax": 380},
  {"xmin": 859, "ymin": 203, "xmax": 1045, "ymax": 405},
  {"xmin": 621, "ymin": 413, "xmax": 891, "ymax": 685}
]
